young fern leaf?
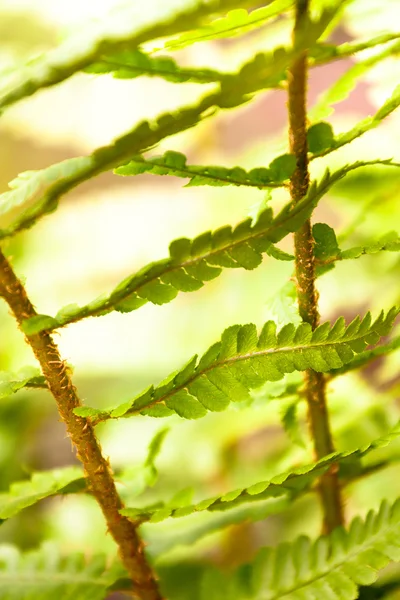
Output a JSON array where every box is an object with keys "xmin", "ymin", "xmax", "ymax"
[
  {"xmin": 122, "ymin": 421, "xmax": 400, "ymax": 523},
  {"xmin": 22, "ymin": 159, "xmax": 399, "ymax": 335},
  {"xmin": 311, "ymin": 32, "xmax": 400, "ymax": 65},
  {"xmin": 310, "ymin": 38, "xmax": 400, "ymax": 120},
  {"xmin": 0, "ymin": 544, "xmax": 128, "ymax": 599},
  {"xmin": 330, "ymin": 334, "xmax": 400, "ymax": 378},
  {"xmin": 312, "ymin": 83, "xmax": 400, "ymax": 159},
  {"xmin": 85, "ymin": 49, "xmax": 228, "ymax": 84},
  {"xmin": 74, "ymin": 308, "xmax": 399, "ymax": 423},
  {"xmin": 0, "ymin": 92, "xmax": 221, "ymax": 237},
  {"xmin": 314, "ymin": 224, "xmax": 400, "ymax": 276},
  {"xmin": 115, "ymin": 150, "xmax": 293, "ymax": 188},
  {"xmin": 162, "ymin": 0, "xmax": 294, "ymax": 50},
  {"xmin": 0, "ymin": 367, "xmax": 46, "ymax": 399},
  {"xmin": 0, "ymin": 0, "xmax": 262, "ymax": 112},
  {"xmin": 20, "ymin": 207, "xmax": 295, "ymax": 334},
  {"xmin": 197, "ymin": 498, "xmax": 400, "ymax": 599},
  {"xmin": 0, "ymin": 467, "xmax": 85, "ymax": 520}
]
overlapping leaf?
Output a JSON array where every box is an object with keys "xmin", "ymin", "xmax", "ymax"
[
  {"xmin": 115, "ymin": 150, "xmax": 294, "ymax": 188},
  {"xmin": 313, "ymin": 223, "xmax": 400, "ymax": 276},
  {"xmin": 312, "ymin": 83, "xmax": 400, "ymax": 159},
  {"xmin": 0, "ymin": 544, "xmax": 128, "ymax": 599},
  {"xmin": 196, "ymin": 499, "xmax": 400, "ymax": 599},
  {"xmin": 73, "ymin": 308, "xmax": 399, "ymax": 423},
  {"xmin": 162, "ymin": 0, "xmax": 294, "ymax": 50},
  {"xmin": 0, "ymin": 467, "xmax": 85, "ymax": 520},
  {"xmin": 22, "ymin": 160, "xmax": 399, "ymax": 335},
  {"xmin": 311, "ymin": 38, "xmax": 400, "ymax": 120},
  {"xmin": 0, "ymin": 0, "xmax": 262, "ymax": 111},
  {"xmin": 122, "ymin": 421, "xmax": 400, "ymax": 523},
  {"xmin": 85, "ymin": 48, "xmax": 228, "ymax": 83},
  {"xmin": 0, "ymin": 367, "xmax": 46, "ymax": 399}
]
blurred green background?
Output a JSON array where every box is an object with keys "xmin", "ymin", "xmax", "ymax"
[{"xmin": 0, "ymin": 0, "xmax": 399, "ymax": 587}]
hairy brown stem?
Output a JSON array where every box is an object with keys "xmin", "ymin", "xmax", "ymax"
[
  {"xmin": 0, "ymin": 248, "xmax": 162, "ymax": 600},
  {"xmin": 287, "ymin": 0, "xmax": 344, "ymax": 533}
]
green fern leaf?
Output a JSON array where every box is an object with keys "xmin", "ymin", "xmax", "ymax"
[
  {"xmin": 0, "ymin": 367, "xmax": 46, "ymax": 399},
  {"xmin": 196, "ymin": 499, "xmax": 400, "ymax": 599},
  {"xmin": 314, "ymin": 227, "xmax": 400, "ymax": 275},
  {"xmin": 312, "ymin": 84, "xmax": 400, "ymax": 159},
  {"xmin": 0, "ymin": 544, "xmax": 128, "ymax": 599},
  {"xmin": 163, "ymin": 0, "xmax": 293, "ymax": 50},
  {"xmin": 331, "ymin": 334, "xmax": 400, "ymax": 378},
  {"xmin": 122, "ymin": 421, "xmax": 400, "ymax": 523},
  {"xmin": 85, "ymin": 48, "xmax": 228, "ymax": 83},
  {"xmin": 310, "ymin": 39, "xmax": 400, "ymax": 121},
  {"xmin": 74, "ymin": 308, "xmax": 399, "ymax": 423},
  {"xmin": 0, "ymin": 0, "xmax": 262, "ymax": 112},
  {"xmin": 311, "ymin": 32, "xmax": 400, "ymax": 65},
  {"xmin": 115, "ymin": 150, "xmax": 290, "ymax": 188},
  {"xmin": 0, "ymin": 467, "xmax": 85, "ymax": 520},
  {"xmin": 20, "ymin": 159, "xmax": 400, "ymax": 334}
]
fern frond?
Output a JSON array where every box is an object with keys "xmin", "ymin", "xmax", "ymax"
[
  {"xmin": 114, "ymin": 150, "xmax": 294, "ymax": 188},
  {"xmin": 198, "ymin": 499, "xmax": 400, "ymax": 599},
  {"xmin": 310, "ymin": 38, "xmax": 400, "ymax": 120},
  {"xmin": 270, "ymin": 160, "xmax": 399, "ymax": 243},
  {"xmin": 162, "ymin": 0, "xmax": 294, "ymax": 50},
  {"xmin": 0, "ymin": 0, "xmax": 262, "ymax": 111},
  {"xmin": 0, "ymin": 367, "xmax": 46, "ymax": 399},
  {"xmin": 85, "ymin": 48, "xmax": 228, "ymax": 83},
  {"xmin": 20, "ymin": 207, "xmax": 294, "ymax": 334},
  {"xmin": 122, "ymin": 422, "xmax": 400, "ymax": 523},
  {"xmin": 310, "ymin": 32, "xmax": 400, "ymax": 65},
  {"xmin": 0, "ymin": 467, "xmax": 84, "ymax": 520},
  {"xmin": 0, "ymin": 544, "xmax": 128, "ymax": 599},
  {"xmin": 0, "ymin": 91, "xmax": 221, "ymax": 238},
  {"xmin": 330, "ymin": 335, "xmax": 400, "ymax": 378},
  {"xmin": 312, "ymin": 84, "xmax": 400, "ymax": 159},
  {"xmin": 73, "ymin": 308, "xmax": 399, "ymax": 423},
  {"xmin": 19, "ymin": 159, "xmax": 399, "ymax": 335}
]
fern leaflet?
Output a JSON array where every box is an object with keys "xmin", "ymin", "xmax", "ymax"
[
  {"xmin": 310, "ymin": 38, "xmax": 400, "ymax": 120},
  {"xmin": 0, "ymin": 467, "xmax": 85, "ymax": 520},
  {"xmin": 0, "ymin": 367, "xmax": 46, "ymax": 399},
  {"xmin": 122, "ymin": 421, "xmax": 400, "ymax": 523},
  {"xmin": 0, "ymin": 544, "xmax": 128, "ymax": 599},
  {"xmin": 85, "ymin": 48, "xmax": 228, "ymax": 83},
  {"xmin": 197, "ymin": 499, "xmax": 400, "ymax": 599},
  {"xmin": 162, "ymin": 0, "xmax": 294, "ymax": 50},
  {"xmin": 114, "ymin": 150, "xmax": 294, "ymax": 188},
  {"xmin": 73, "ymin": 308, "xmax": 398, "ymax": 423},
  {"xmin": 22, "ymin": 160, "xmax": 398, "ymax": 335},
  {"xmin": 0, "ymin": 0, "xmax": 262, "ymax": 111}
]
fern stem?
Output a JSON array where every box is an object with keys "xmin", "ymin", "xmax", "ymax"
[
  {"xmin": 0, "ymin": 249, "xmax": 163, "ymax": 600},
  {"xmin": 287, "ymin": 0, "xmax": 344, "ymax": 533}
]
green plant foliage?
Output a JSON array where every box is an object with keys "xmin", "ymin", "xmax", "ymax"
[
  {"xmin": 162, "ymin": 0, "xmax": 294, "ymax": 50},
  {"xmin": 313, "ymin": 224, "xmax": 400, "ymax": 276},
  {"xmin": 22, "ymin": 159, "xmax": 400, "ymax": 335},
  {"xmin": 313, "ymin": 83, "xmax": 400, "ymax": 158},
  {"xmin": 74, "ymin": 308, "xmax": 399, "ymax": 423},
  {"xmin": 0, "ymin": 543, "xmax": 128, "ymax": 599},
  {"xmin": 331, "ymin": 335, "xmax": 400, "ymax": 378},
  {"xmin": 0, "ymin": 0, "xmax": 262, "ymax": 111},
  {"xmin": 20, "ymin": 208, "xmax": 295, "ymax": 333},
  {"xmin": 310, "ymin": 32, "xmax": 400, "ymax": 65},
  {"xmin": 307, "ymin": 122, "xmax": 335, "ymax": 153},
  {"xmin": 115, "ymin": 150, "xmax": 292, "ymax": 187},
  {"xmin": 85, "ymin": 49, "xmax": 228, "ymax": 83},
  {"xmin": 311, "ymin": 39, "xmax": 400, "ymax": 121},
  {"xmin": 195, "ymin": 499, "xmax": 400, "ymax": 599},
  {"xmin": 122, "ymin": 421, "xmax": 400, "ymax": 523},
  {"xmin": 0, "ymin": 367, "xmax": 46, "ymax": 399},
  {"xmin": 0, "ymin": 467, "xmax": 85, "ymax": 520}
]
